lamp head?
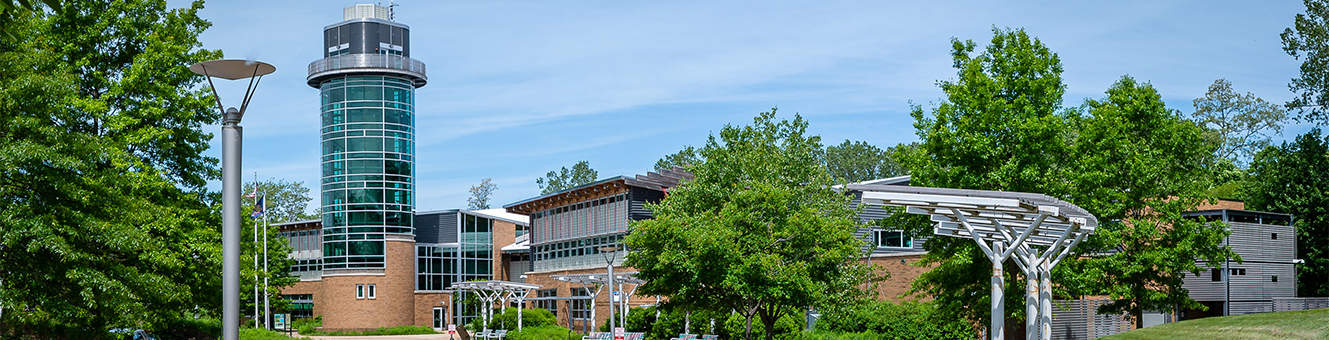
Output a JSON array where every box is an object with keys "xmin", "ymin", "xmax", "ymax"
[{"xmin": 224, "ymin": 107, "xmax": 242, "ymax": 124}]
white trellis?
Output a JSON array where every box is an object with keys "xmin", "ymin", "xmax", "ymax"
[
  {"xmin": 553, "ymin": 272, "xmax": 646, "ymax": 330},
  {"xmin": 849, "ymin": 184, "xmax": 1097, "ymax": 340},
  {"xmin": 450, "ymin": 281, "xmax": 540, "ymax": 332}
]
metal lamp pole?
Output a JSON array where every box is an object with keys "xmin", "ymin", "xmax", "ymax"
[
  {"xmin": 190, "ymin": 59, "xmax": 275, "ymax": 340},
  {"xmin": 599, "ymin": 246, "xmax": 619, "ymax": 334}
]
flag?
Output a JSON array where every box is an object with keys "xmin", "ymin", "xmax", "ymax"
[
  {"xmin": 251, "ymin": 195, "xmax": 265, "ymax": 220},
  {"xmin": 245, "ymin": 188, "xmax": 258, "ymax": 199}
]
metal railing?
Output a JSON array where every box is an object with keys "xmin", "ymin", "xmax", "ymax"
[{"xmin": 307, "ymin": 53, "xmax": 427, "ymax": 82}]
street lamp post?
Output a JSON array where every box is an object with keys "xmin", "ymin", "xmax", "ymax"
[
  {"xmin": 189, "ymin": 59, "xmax": 275, "ymax": 340},
  {"xmin": 598, "ymin": 246, "xmax": 619, "ymax": 334}
]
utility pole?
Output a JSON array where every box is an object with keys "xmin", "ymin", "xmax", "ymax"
[{"xmin": 263, "ymin": 190, "xmax": 270, "ymax": 329}]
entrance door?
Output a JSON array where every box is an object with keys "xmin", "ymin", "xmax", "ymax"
[{"xmin": 433, "ymin": 307, "xmax": 445, "ymax": 330}]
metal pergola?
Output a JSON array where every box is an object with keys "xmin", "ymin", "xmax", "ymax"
[
  {"xmin": 849, "ymin": 184, "xmax": 1098, "ymax": 340},
  {"xmin": 552, "ymin": 272, "xmax": 646, "ymax": 332},
  {"xmin": 449, "ymin": 281, "xmax": 541, "ymax": 332}
]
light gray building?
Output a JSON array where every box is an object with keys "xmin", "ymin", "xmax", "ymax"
[{"xmin": 1180, "ymin": 208, "xmax": 1296, "ymax": 318}]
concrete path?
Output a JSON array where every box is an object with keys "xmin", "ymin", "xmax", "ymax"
[{"xmin": 297, "ymin": 333, "xmax": 458, "ymax": 340}]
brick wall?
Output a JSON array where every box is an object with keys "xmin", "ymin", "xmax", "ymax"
[
  {"xmin": 318, "ymin": 239, "xmax": 417, "ymax": 331},
  {"xmin": 867, "ymin": 254, "xmax": 933, "ymax": 302}
]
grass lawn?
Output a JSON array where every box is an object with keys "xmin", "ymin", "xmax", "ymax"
[{"xmin": 1100, "ymin": 308, "xmax": 1329, "ymax": 340}]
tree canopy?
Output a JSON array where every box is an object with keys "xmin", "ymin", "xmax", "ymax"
[
  {"xmin": 468, "ymin": 178, "xmax": 497, "ymax": 209},
  {"xmin": 536, "ymin": 161, "xmax": 598, "ymax": 194},
  {"xmin": 244, "ymin": 177, "xmax": 318, "ymax": 222},
  {"xmin": 1283, "ymin": 0, "xmax": 1329, "ymax": 125},
  {"xmin": 0, "ymin": 0, "xmax": 223, "ymax": 336},
  {"xmin": 1243, "ymin": 129, "xmax": 1329, "ymax": 297},
  {"xmin": 625, "ymin": 109, "xmax": 870, "ymax": 340},
  {"xmin": 1190, "ymin": 79, "xmax": 1288, "ymax": 166},
  {"xmin": 654, "ymin": 145, "xmax": 702, "ymax": 172},
  {"xmin": 903, "ymin": 27, "xmax": 1235, "ymax": 327}
]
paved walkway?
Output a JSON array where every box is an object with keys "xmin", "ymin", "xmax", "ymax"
[{"xmin": 298, "ymin": 333, "xmax": 458, "ymax": 340}]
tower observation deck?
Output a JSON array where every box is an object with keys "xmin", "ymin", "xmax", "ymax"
[{"xmin": 309, "ymin": 3, "xmax": 426, "ymax": 270}]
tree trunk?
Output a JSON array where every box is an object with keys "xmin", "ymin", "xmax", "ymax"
[
  {"xmin": 744, "ymin": 315, "xmax": 754, "ymax": 340},
  {"xmin": 761, "ymin": 312, "xmax": 778, "ymax": 340}
]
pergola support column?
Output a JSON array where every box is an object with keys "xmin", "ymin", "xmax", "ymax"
[{"xmin": 990, "ymin": 240, "xmax": 1005, "ymax": 340}]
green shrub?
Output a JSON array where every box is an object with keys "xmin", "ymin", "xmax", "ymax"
[
  {"xmin": 154, "ymin": 316, "xmax": 221, "ymax": 339},
  {"xmin": 505, "ymin": 325, "xmax": 586, "ymax": 340},
  {"xmin": 468, "ymin": 308, "xmax": 558, "ymax": 331},
  {"xmin": 292, "ymin": 316, "xmax": 321, "ymax": 335},
  {"xmin": 813, "ymin": 301, "xmax": 973, "ymax": 340},
  {"xmin": 239, "ymin": 327, "xmax": 296, "ymax": 339},
  {"xmin": 788, "ymin": 331, "xmax": 887, "ymax": 340}
]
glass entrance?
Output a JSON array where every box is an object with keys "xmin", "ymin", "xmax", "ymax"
[{"xmin": 432, "ymin": 307, "xmax": 445, "ymax": 329}]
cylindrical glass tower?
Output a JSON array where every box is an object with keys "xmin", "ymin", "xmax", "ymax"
[{"xmin": 308, "ymin": 4, "xmax": 426, "ymax": 270}]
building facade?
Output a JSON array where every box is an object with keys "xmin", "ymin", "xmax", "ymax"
[
  {"xmin": 503, "ymin": 169, "xmax": 691, "ymax": 331},
  {"xmin": 1180, "ymin": 204, "xmax": 1297, "ymax": 318},
  {"xmin": 276, "ymin": 208, "xmax": 525, "ymax": 331}
]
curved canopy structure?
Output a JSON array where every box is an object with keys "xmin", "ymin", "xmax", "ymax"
[
  {"xmin": 849, "ymin": 184, "xmax": 1097, "ymax": 340},
  {"xmin": 449, "ymin": 281, "xmax": 540, "ymax": 332}
]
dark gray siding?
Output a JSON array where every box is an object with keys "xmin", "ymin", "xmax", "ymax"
[
  {"xmin": 323, "ymin": 21, "xmax": 411, "ymax": 57},
  {"xmin": 628, "ymin": 187, "xmax": 664, "ymax": 221},
  {"xmin": 414, "ymin": 211, "xmax": 458, "ymax": 244},
  {"xmin": 850, "ymin": 194, "xmax": 929, "ymax": 255}
]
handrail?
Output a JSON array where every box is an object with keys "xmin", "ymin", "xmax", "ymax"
[{"xmin": 307, "ymin": 53, "xmax": 427, "ymax": 85}]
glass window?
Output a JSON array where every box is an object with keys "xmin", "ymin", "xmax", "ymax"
[
  {"xmin": 347, "ymin": 108, "xmax": 382, "ymax": 123},
  {"xmin": 347, "ymin": 159, "xmax": 384, "ymax": 174},
  {"xmin": 386, "ymin": 160, "xmax": 411, "ymax": 176},
  {"xmin": 367, "ymin": 284, "xmax": 377, "ymax": 299},
  {"xmin": 346, "ymin": 138, "xmax": 384, "ymax": 152},
  {"xmin": 349, "ymin": 241, "xmax": 384, "ymax": 256},
  {"xmin": 356, "ymin": 284, "xmax": 365, "ymax": 299},
  {"xmin": 875, "ymin": 229, "xmax": 912, "ymax": 248}
]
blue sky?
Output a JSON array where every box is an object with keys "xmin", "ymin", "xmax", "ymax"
[{"xmin": 186, "ymin": 0, "xmax": 1312, "ymax": 212}]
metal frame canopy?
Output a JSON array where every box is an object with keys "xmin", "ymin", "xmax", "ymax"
[
  {"xmin": 449, "ymin": 281, "xmax": 540, "ymax": 332},
  {"xmin": 848, "ymin": 184, "xmax": 1098, "ymax": 340},
  {"xmin": 553, "ymin": 272, "xmax": 645, "ymax": 333}
]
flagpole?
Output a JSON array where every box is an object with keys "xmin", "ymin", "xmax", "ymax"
[
  {"xmin": 252, "ymin": 174, "xmax": 259, "ymax": 329},
  {"xmin": 262, "ymin": 189, "xmax": 270, "ymax": 330}
]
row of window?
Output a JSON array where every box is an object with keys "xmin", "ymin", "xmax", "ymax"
[
  {"xmin": 321, "ymin": 100, "xmax": 413, "ymax": 114},
  {"xmin": 282, "ymin": 230, "xmax": 322, "ymax": 253},
  {"xmin": 289, "ymin": 258, "xmax": 323, "ymax": 273},
  {"xmin": 321, "ymin": 84, "xmax": 413, "ymax": 106},
  {"xmin": 873, "ymin": 229, "xmax": 913, "ymax": 249},
  {"xmin": 320, "ymin": 76, "xmax": 414, "ymax": 87},
  {"xmin": 1208, "ymin": 267, "xmax": 1279, "ymax": 282},
  {"xmin": 322, "ymin": 159, "xmax": 413, "ymax": 177},
  {"xmin": 531, "ymin": 194, "xmax": 629, "ymax": 244},
  {"xmin": 322, "ymin": 137, "xmax": 413, "ymax": 155},
  {"xmin": 532, "ymin": 234, "xmax": 625, "ymax": 262},
  {"xmin": 322, "ymin": 127, "xmax": 413, "ymax": 141},
  {"xmin": 323, "ymin": 188, "xmax": 412, "ymax": 206},
  {"xmin": 355, "ymin": 284, "xmax": 377, "ymax": 299},
  {"xmin": 321, "ymin": 174, "xmax": 413, "ymax": 185},
  {"xmin": 320, "ymin": 211, "xmax": 413, "ymax": 228},
  {"xmin": 281, "ymin": 294, "xmax": 314, "ymax": 319},
  {"xmin": 322, "ymin": 108, "xmax": 413, "ymax": 125},
  {"xmin": 535, "ymin": 289, "xmax": 558, "ymax": 316},
  {"xmin": 323, "ymin": 181, "xmax": 411, "ymax": 192}
]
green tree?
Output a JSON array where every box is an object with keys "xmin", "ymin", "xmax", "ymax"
[
  {"xmin": 1243, "ymin": 129, "xmax": 1329, "ymax": 297},
  {"xmin": 1190, "ymin": 79, "xmax": 1288, "ymax": 166},
  {"xmin": 244, "ymin": 177, "xmax": 318, "ymax": 222},
  {"xmin": 537, "ymin": 161, "xmax": 598, "ymax": 194},
  {"xmin": 823, "ymin": 140, "xmax": 907, "ymax": 183},
  {"xmin": 468, "ymin": 177, "xmax": 497, "ymax": 209},
  {"xmin": 1283, "ymin": 0, "xmax": 1329, "ymax": 125},
  {"xmin": 904, "ymin": 27, "xmax": 1073, "ymax": 324},
  {"xmin": 0, "ymin": 0, "xmax": 223, "ymax": 336},
  {"xmin": 1068, "ymin": 77, "xmax": 1236, "ymax": 327},
  {"xmin": 903, "ymin": 28, "xmax": 1235, "ymax": 329},
  {"xmin": 626, "ymin": 109, "xmax": 869, "ymax": 340},
  {"xmin": 654, "ymin": 145, "xmax": 702, "ymax": 172}
]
